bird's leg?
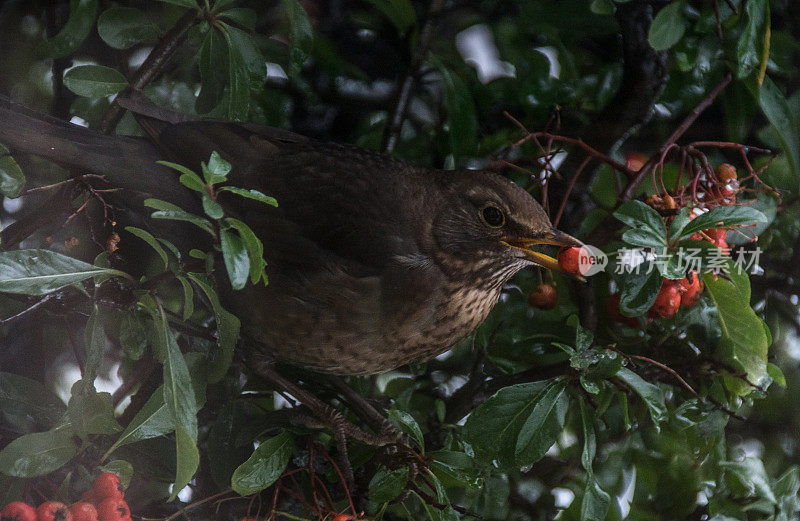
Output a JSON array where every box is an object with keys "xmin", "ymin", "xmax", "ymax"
[
  {"xmin": 248, "ymin": 354, "xmax": 397, "ymax": 491},
  {"xmin": 327, "ymin": 376, "xmax": 404, "ymax": 442}
]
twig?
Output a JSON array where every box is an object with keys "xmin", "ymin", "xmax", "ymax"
[{"xmin": 160, "ymin": 489, "xmax": 235, "ymax": 521}]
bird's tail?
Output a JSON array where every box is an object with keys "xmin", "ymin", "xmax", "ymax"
[{"xmin": 0, "ymin": 95, "xmax": 194, "ymax": 209}]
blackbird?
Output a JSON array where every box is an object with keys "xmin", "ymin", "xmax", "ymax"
[{"xmin": 0, "ymin": 95, "xmax": 581, "ymax": 375}]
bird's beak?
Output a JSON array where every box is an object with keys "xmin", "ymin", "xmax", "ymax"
[{"xmin": 501, "ymin": 229, "xmax": 585, "ymax": 278}]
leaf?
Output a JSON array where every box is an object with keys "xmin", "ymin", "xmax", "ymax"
[
  {"xmin": 219, "ymin": 26, "xmax": 251, "ymax": 120},
  {"xmin": 513, "ymin": 380, "xmax": 569, "ymax": 467},
  {"xmin": 616, "ymin": 368, "xmax": 667, "ymax": 427},
  {"xmin": 178, "ymin": 173, "xmax": 206, "ymax": 193},
  {"xmin": 668, "ymin": 207, "xmax": 691, "ymax": 242},
  {"xmin": 196, "ymin": 27, "xmax": 229, "ymax": 114},
  {"xmin": 63, "ymin": 65, "xmax": 129, "ymax": 98},
  {"xmin": 223, "ymin": 218, "xmax": 267, "ymax": 284},
  {"xmin": 202, "ymin": 195, "xmax": 225, "ymax": 219},
  {"xmin": 120, "ymin": 312, "xmax": 147, "ymax": 361},
  {"xmin": 83, "ymin": 305, "xmax": 105, "ymax": 384},
  {"xmin": 218, "ymin": 186, "xmax": 278, "ymax": 206},
  {"xmin": 282, "ymin": 0, "xmax": 313, "ymax": 77},
  {"xmin": 388, "ymin": 409, "xmax": 425, "ymax": 452},
  {"xmin": 124, "ymin": 227, "xmax": 169, "ymax": 270},
  {"xmin": 0, "ymin": 372, "xmax": 66, "ymax": 433},
  {"xmin": 368, "ymin": 466, "xmax": 409, "ymax": 503},
  {"xmin": 613, "ymin": 200, "xmax": 666, "ymax": 238},
  {"xmin": 144, "ymin": 199, "xmax": 215, "ymax": 236},
  {"xmin": 0, "ymin": 249, "xmax": 125, "ymax": 295},
  {"xmin": 38, "ymin": 0, "xmax": 98, "ymax": 59},
  {"xmin": 204, "ymin": 152, "xmax": 232, "ymax": 184},
  {"xmin": 648, "ymin": 1, "xmax": 686, "ymax": 51},
  {"xmin": 231, "ymin": 431, "xmax": 293, "ymax": 495},
  {"xmin": 100, "ymin": 460, "xmax": 134, "ymax": 488},
  {"xmin": 621, "ymin": 228, "xmax": 666, "ymax": 249},
  {"xmin": 156, "ymin": 0, "xmax": 199, "ymax": 8},
  {"xmin": 619, "ymin": 268, "xmax": 662, "ymax": 316},
  {"xmin": 677, "ymin": 206, "xmax": 767, "ymax": 239},
  {"xmin": 177, "ymin": 276, "xmax": 195, "ymax": 321},
  {"xmin": 581, "ymin": 480, "xmax": 611, "ymax": 521},
  {"xmin": 220, "ymin": 229, "xmax": 250, "ymax": 290},
  {"xmin": 756, "ymin": 76, "xmax": 800, "ymax": 185},
  {"xmin": 104, "ymin": 387, "xmax": 173, "ymax": 456},
  {"xmin": 437, "ymin": 62, "xmax": 478, "ymax": 159},
  {"xmin": 703, "ymin": 269, "xmax": 770, "ymax": 395},
  {"xmin": 66, "ymin": 381, "xmax": 121, "ymax": 439},
  {"xmin": 219, "ymin": 8, "xmax": 258, "ymax": 30},
  {"xmin": 187, "ymin": 274, "xmax": 240, "ymax": 382},
  {"xmin": 97, "ymin": 7, "xmax": 158, "ymax": 50},
  {"xmin": 0, "ymin": 426, "xmax": 77, "ymax": 477},
  {"xmin": 736, "ymin": 0, "xmax": 768, "ymax": 79},
  {"xmin": 0, "ymin": 143, "xmax": 25, "ymax": 198},
  {"xmin": 720, "ymin": 458, "xmax": 776, "ymax": 503},
  {"xmin": 590, "ymin": 0, "xmax": 615, "ymax": 15},
  {"xmin": 172, "ymin": 426, "xmax": 200, "ymax": 501},
  {"xmin": 158, "ymin": 316, "xmax": 198, "ymax": 441},
  {"xmin": 363, "ymin": 0, "xmax": 417, "ymax": 36}
]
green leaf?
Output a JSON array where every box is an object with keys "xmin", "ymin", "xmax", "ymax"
[
  {"xmin": 0, "ymin": 372, "xmax": 66, "ymax": 433},
  {"xmin": 63, "ymin": 65, "xmax": 129, "ymax": 98},
  {"xmin": 677, "ymin": 206, "xmax": 767, "ymax": 239},
  {"xmin": 124, "ymin": 227, "xmax": 169, "ymax": 270},
  {"xmin": 177, "ymin": 276, "xmax": 195, "ymax": 321},
  {"xmin": 83, "ymin": 305, "xmax": 105, "ymax": 384},
  {"xmin": 202, "ymin": 195, "xmax": 225, "ymax": 219},
  {"xmin": 0, "ymin": 249, "xmax": 125, "ymax": 295},
  {"xmin": 223, "ymin": 218, "xmax": 267, "ymax": 284},
  {"xmin": 668, "ymin": 207, "xmax": 691, "ymax": 242},
  {"xmin": 368, "ymin": 466, "xmax": 409, "ymax": 503},
  {"xmin": 204, "ymin": 152, "xmax": 232, "ymax": 184},
  {"xmin": 703, "ymin": 269, "xmax": 770, "ymax": 395},
  {"xmin": 219, "ymin": 8, "xmax": 258, "ymax": 30},
  {"xmin": 621, "ymin": 228, "xmax": 666, "ymax": 249},
  {"xmin": 619, "ymin": 268, "xmax": 662, "ymax": 317},
  {"xmin": 363, "ymin": 0, "xmax": 417, "ymax": 36},
  {"xmin": 282, "ymin": 0, "xmax": 314, "ymax": 77},
  {"xmin": 590, "ymin": 0, "xmax": 615, "ymax": 15},
  {"xmin": 0, "ymin": 143, "xmax": 25, "ymax": 198},
  {"xmin": 220, "ymin": 229, "xmax": 250, "ymax": 290},
  {"xmin": 97, "ymin": 7, "xmax": 157, "ymax": 50},
  {"xmin": 613, "ymin": 200, "xmax": 666, "ymax": 238},
  {"xmin": 144, "ymin": 199, "xmax": 215, "ymax": 236},
  {"xmin": 218, "ymin": 186, "xmax": 278, "ymax": 206},
  {"xmin": 152, "ymin": 306, "xmax": 198, "ymax": 441},
  {"xmin": 736, "ymin": 0, "xmax": 768, "ymax": 79},
  {"xmin": 581, "ymin": 480, "xmax": 611, "ymax": 521},
  {"xmin": 513, "ymin": 380, "xmax": 569, "ymax": 467},
  {"xmin": 100, "ymin": 460, "xmax": 134, "ymax": 488},
  {"xmin": 172, "ymin": 426, "xmax": 200, "ymax": 501},
  {"xmin": 104, "ymin": 387, "xmax": 173, "ymax": 457},
  {"xmin": 179, "ymin": 173, "xmax": 206, "ymax": 193},
  {"xmin": 66, "ymin": 381, "xmax": 121, "ymax": 440},
  {"xmin": 720, "ymin": 458, "xmax": 776, "ymax": 504},
  {"xmin": 388, "ymin": 409, "xmax": 425, "ymax": 452},
  {"xmin": 648, "ymin": 1, "xmax": 686, "ymax": 51},
  {"xmin": 756, "ymin": 76, "xmax": 800, "ymax": 186},
  {"xmin": 196, "ymin": 27, "xmax": 229, "ymax": 114},
  {"xmin": 0, "ymin": 426, "xmax": 77, "ymax": 477},
  {"xmin": 156, "ymin": 0, "xmax": 199, "ymax": 8},
  {"xmin": 220, "ymin": 26, "xmax": 251, "ymax": 120},
  {"xmin": 463, "ymin": 380, "xmax": 568, "ymax": 469},
  {"xmin": 38, "ymin": 0, "xmax": 98, "ymax": 59},
  {"xmin": 231, "ymin": 431, "xmax": 293, "ymax": 495},
  {"xmin": 187, "ymin": 273, "xmax": 240, "ymax": 382},
  {"xmin": 616, "ymin": 368, "xmax": 667, "ymax": 427},
  {"xmin": 120, "ymin": 312, "xmax": 147, "ymax": 361},
  {"xmin": 437, "ymin": 62, "xmax": 478, "ymax": 160}
]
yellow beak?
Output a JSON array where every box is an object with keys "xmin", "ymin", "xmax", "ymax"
[{"xmin": 501, "ymin": 229, "xmax": 585, "ymax": 279}]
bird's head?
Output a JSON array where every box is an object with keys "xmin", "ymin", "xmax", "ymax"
[{"xmin": 430, "ymin": 170, "xmax": 583, "ymax": 285}]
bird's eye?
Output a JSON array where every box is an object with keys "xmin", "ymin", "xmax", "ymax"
[{"xmin": 480, "ymin": 206, "xmax": 505, "ymax": 228}]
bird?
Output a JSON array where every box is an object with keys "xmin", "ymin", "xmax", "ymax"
[{"xmin": 0, "ymin": 94, "xmax": 581, "ymax": 375}]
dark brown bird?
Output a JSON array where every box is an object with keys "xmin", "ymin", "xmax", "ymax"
[{"xmin": 0, "ymin": 95, "xmax": 580, "ymax": 375}]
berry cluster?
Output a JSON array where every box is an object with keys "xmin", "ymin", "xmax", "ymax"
[{"xmin": 0, "ymin": 474, "xmax": 130, "ymax": 521}]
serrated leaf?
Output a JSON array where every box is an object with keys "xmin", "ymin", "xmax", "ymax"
[
  {"xmin": 648, "ymin": 1, "xmax": 686, "ymax": 51},
  {"xmin": 614, "ymin": 200, "xmax": 666, "ymax": 238},
  {"xmin": 0, "ymin": 426, "xmax": 77, "ymax": 477},
  {"xmin": 38, "ymin": 0, "xmax": 98, "ymax": 59},
  {"xmin": 64, "ymin": 65, "xmax": 129, "ymax": 98},
  {"xmin": 97, "ymin": 7, "xmax": 158, "ymax": 50},
  {"xmin": 187, "ymin": 273, "xmax": 240, "ymax": 382},
  {"xmin": 231, "ymin": 431, "xmax": 293, "ymax": 495},
  {"xmin": 677, "ymin": 206, "xmax": 767, "ymax": 239},
  {"xmin": 0, "ymin": 143, "xmax": 25, "ymax": 198},
  {"xmin": 124, "ymin": 227, "xmax": 169, "ymax": 270},
  {"xmin": 0, "ymin": 249, "xmax": 126, "ymax": 295}
]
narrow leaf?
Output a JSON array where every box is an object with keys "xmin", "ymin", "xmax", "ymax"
[{"xmin": 0, "ymin": 249, "xmax": 125, "ymax": 295}]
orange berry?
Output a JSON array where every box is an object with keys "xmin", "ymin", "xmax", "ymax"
[
  {"xmin": 35, "ymin": 503, "xmax": 71, "ymax": 521},
  {"xmin": 67, "ymin": 504, "xmax": 97, "ymax": 521},
  {"xmin": 648, "ymin": 280, "xmax": 681, "ymax": 319},
  {"xmin": 95, "ymin": 500, "xmax": 129, "ymax": 521},
  {"xmin": 92, "ymin": 474, "xmax": 123, "ymax": 501},
  {"xmin": 558, "ymin": 247, "xmax": 588, "ymax": 275},
  {"xmin": 678, "ymin": 271, "xmax": 703, "ymax": 307},
  {"xmin": 1, "ymin": 502, "xmax": 36, "ymax": 521},
  {"xmin": 528, "ymin": 284, "xmax": 557, "ymax": 310},
  {"xmin": 715, "ymin": 163, "xmax": 737, "ymax": 182}
]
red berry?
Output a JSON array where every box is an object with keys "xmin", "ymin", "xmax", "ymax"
[
  {"xmin": 715, "ymin": 163, "xmax": 737, "ymax": 182},
  {"xmin": 607, "ymin": 293, "xmax": 640, "ymax": 328},
  {"xmin": 92, "ymin": 474, "xmax": 123, "ymax": 501},
  {"xmin": 35, "ymin": 503, "xmax": 71, "ymax": 521},
  {"xmin": 625, "ymin": 151, "xmax": 648, "ymax": 171},
  {"xmin": 68, "ymin": 504, "xmax": 96, "ymax": 521},
  {"xmin": 1, "ymin": 502, "xmax": 36, "ymax": 521},
  {"xmin": 528, "ymin": 284, "xmax": 557, "ymax": 310},
  {"xmin": 678, "ymin": 271, "xmax": 703, "ymax": 307},
  {"xmin": 649, "ymin": 280, "xmax": 681, "ymax": 319},
  {"xmin": 77, "ymin": 493, "xmax": 95, "ymax": 507},
  {"xmin": 95, "ymin": 500, "xmax": 130, "ymax": 521},
  {"xmin": 558, "ymin": 247, "xmax": 586, "ymax": 275}
]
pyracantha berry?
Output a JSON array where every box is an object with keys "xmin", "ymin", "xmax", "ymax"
[
  {"xmin": 558, "ymin": 247, "xmax": 587, "ymax": 275},
  {"xmin": 92, "ymin": 474, "xmax": 123, "ymax": 501},
  {"xmin": 528, "ymin": 284, "xmax": 557, "ymax": 310},
  {"xmin": 715, "ymin": 163, "xmax": 737, "ymax": 182},
  {"xmin": 1, "ymin": 502, "xmax": 36, "ymax": 521},
  {"xmin": 95, "ymin": 500, "xmax": 130, "ymax": 521},
  {"xmin": 35, "ymin": 502, "xmax": 71, "ymax": 521},
  {"xmin": 679, "ymin": 271, "xmax": 704, "ymax": 307},
  {"xmin": 68, "ymin": 504, "xmax": 97, "ymax": 521},
  {"xmin": 648, "ymin": 280, "xmax": 681, "ymax": 319}
]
